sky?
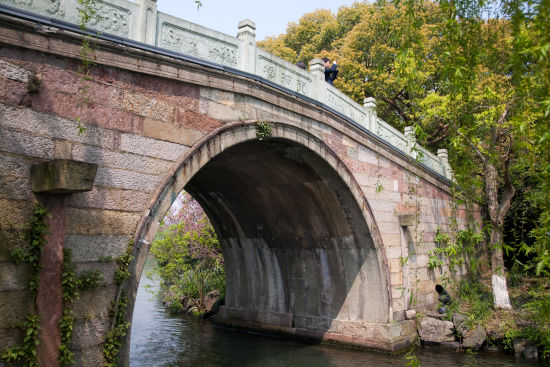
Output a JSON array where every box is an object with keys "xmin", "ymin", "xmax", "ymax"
[{"xmin": 156, "ymin": 0, "xmax": 360, "ymax": 41}]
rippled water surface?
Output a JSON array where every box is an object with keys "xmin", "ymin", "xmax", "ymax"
[{"xmin": 130, "ymin": 261, "xmax": 549, "ymax": 367}]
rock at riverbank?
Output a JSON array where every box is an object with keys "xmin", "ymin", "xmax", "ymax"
[{"xmin": 418, "ymin": 316, "xmax": 455, "ymax": 343}]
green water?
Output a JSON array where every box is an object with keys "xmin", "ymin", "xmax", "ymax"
[{"xmin": 129, "ymin": 263, "xmax": 549, "ymax": 367}]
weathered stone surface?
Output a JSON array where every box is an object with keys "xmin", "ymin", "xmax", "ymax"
[
  {"xmin": 120, "ymin": 133, "xmax": 188, "ymax": 160},
  {"xmin": 0, "ymin": 176, "xmax": 33, "ymax": 200},
  {"xmin": 418, "ymin": 316, "xmax": 455, "ymax": 343},
  {"xmin": 31, "ymin": 159, "xmax": 98, "ymax": 193},
  {"xmin": 72, "ymin": 344, "xmax": 105, "ymax": 367},
  {"xmin": 71, "ymin": 316, "xmax": 110, "ymax": 349},
  {"xmin": 0, "ymin": 126, "xmax": 54, "ymax": 159},
  {"xmin": 71, "ymin": 144, "xmax": 173, "ymax": 176},
  {"xmin": 462, "ymin": 325, "xmax": 486, "ymax": 350},
  {"xmin": 0, "ymin": 153, "xmax": 31, "ymax": 177},
  {"xmin": 94, "ymin": 166, "xmax": 160, "ymax": 191},
  {"xmin": 405, "ymin": 309, "xmax": 417, "ymax": 320},
  {"xmin": 452, "ymin": 313, "xmax": 468, "ymax": 337},
  {"xmin": 0, "ymin": 326, "xmax": 24, "ymax": 350},
  {"xmin": 0, "ymin": 103, "xmax": 116, "ymax": 149},
  {"xmin": 0, "ymin": 59, "xmax": 33, "ymax": 83},
  {"xmin": 66, "ymin": 208, "xmax": 140, "ymax": 235},
  {"xmin": 65, "ymin": 234, "xmax": 132, "ymax": 262},
  {"xmin": 0, "ymin": 262, "xmax": 33, "ymax": 291},
  {"xmin": 514, "ymin": 338, "xmax": 539, "ymax": 359},
  {"xmin": 0, "ymin": 290, "xmax": 34, "ymax": 328},
  {"xmin": 68, "ymin": 186, "xmax": 151, "ymax": 212},
  {"xmin": 203, "ymin": 289, "xmax": 220, "ymax": 313},
  {"xmin": 75, "ymin": 262, "xmax": 117, "ymax": 285},
  {"xmin": 72, "ymin": 285, "xmax": 117, "ymax": 319}
]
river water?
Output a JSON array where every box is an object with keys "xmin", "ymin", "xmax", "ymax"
[{"xmin": 130, "ymin": 262, "xmax": 549, "ymax": 367}]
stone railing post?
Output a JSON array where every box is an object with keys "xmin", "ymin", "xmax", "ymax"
[
  {"xmin": 437, "ymin": 149, "xmax": 453, "ymax": 180},
  {"xmin": 404, "ymin": 126, "xmax": 417, "ymax": 159},
  {"xmin": 363, "ymin": 97, "xmax": 377, "ymax": 131},
  {"xmin": 237, "ymin": 19, "xmax": 256, "ymax": 73},
  {"xmin": 137, "ymin": 0, "xmax": 158, "ymax": 44},
  {"xmin": 309, "ymin": 58, "xmax": 326, "ymax": 102}
]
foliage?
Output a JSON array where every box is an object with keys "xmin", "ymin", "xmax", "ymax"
[
  {"xmin": 103, "ymin": 294, "xmax": 131, "ymax": 367},
  {"xmin": 0, "ymin": 314, "xmax": 40, "ymax": 367},
  {"xmin": 429, "ymin": 228, "xmax": 482, "ymax": 273},
  {"xmin": 1, "ymin": 204, "xmax": 48, "ymax": 365},
  {"xmin": 151, "ymin": 191, "xmax": 224, "ymax": 312},
  {"xmin": 256, "ymin": 121, "xmax": 272, "ymax": 141},
  {"xmin": 115, "ymin": 242, "xmax": 134, "ymax": 285}
]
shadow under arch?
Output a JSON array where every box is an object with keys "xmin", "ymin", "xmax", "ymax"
[{"xmin": 126, "ymin": 121, "xmax": 395, "ymax": 355}]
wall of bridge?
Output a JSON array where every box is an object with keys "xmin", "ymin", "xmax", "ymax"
[{"xmin": 0, "ymin": 11, "xmax": 478, "ymax": 365}]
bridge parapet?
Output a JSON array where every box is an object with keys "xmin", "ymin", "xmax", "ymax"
[{"xmin": 0, "ymin": 0, "xmax": 451, "ymax": 179}]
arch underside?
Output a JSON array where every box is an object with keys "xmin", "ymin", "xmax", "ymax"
[{"xmin": 185, "ymin": 137, "xmax": 389, "ymax": 330}]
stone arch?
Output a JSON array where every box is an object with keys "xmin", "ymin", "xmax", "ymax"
[{"xmin": 127, "ymin": 121, "xmax": 392, "ymax": 341}]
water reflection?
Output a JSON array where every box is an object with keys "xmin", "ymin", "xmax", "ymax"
[{"xmin": 130, "ymin": 261, "xmax": 549, "ymax": 367}]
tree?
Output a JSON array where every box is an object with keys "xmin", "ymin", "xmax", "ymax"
[{"xmin": 151, "ymin": 192, "xmax": 224, "ymax": 312}]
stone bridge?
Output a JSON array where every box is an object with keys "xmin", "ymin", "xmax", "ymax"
[{"xmin": 0, "ymin": 0, "xmax": 476, "ymax": 365}]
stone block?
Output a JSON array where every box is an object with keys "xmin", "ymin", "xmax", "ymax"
[
  {"xmin": 71, "ymin": 315, "xmax": 110, "ymax": 349},
  {"xmin": 54, "ymin": 140, "xmax": 73, "ymax": 159},
  {"xmin": 0, "ymin": 199, "xmax": 34, "ymax": 230},
  {"xmin": 31, "ymin": 159, "xmax": 98, "ymax": 193},
  {"xmin": 399, "ymin": 214, "xmax": 416, "ymax": 227},
  {"xmin": 93, "ymin": 167, "xmax": 160, "ymax": 192},
  {"xmin": 0, "ymin": 326, "xmax": 24, "ymax": 353},
  {"xmin": 65, "ymin": 234, "xmax": 132, "ymax": 262},
  {"xmin": 68, "ymin": 186, "xmax": 151, "ymax": 212},
  {"xmin": 72, "ymin": 285, "xmax": 117, "ymax": 319},
  {"xmin": 120, "ymin": 133, "xmax": 188, "ymax": 161},
  {"xmin": 0, "ymin": 126, "xmax": 54, "ymax": 159},
  {"xmin": 0, "ymin": 153, "xmax": 30, "ymax": 178},
  {"xmin": 418, "ymin": 316, "xmax": 455, "ymax": 343},
  {"xmin": 0, "ymin": 262, "xmax": 33, "ymax": 291},
  {"xmin": 66, "ymin": 208, "xmax": 140, "ymax": 235},
  {"xmin": 71, "ymin": 144, "xmax": 173, "ymax": 176},
  {"xmin": 0, "ymin": 104, "xmax": 116, "ymax": 149},
  {"xmin": 0, "ymin": 59, "xmax": 33, "ymax": 83},
  {"xmin": 122, "ymin": 91, "xmax": 176, "ymax": 122},
  {"xmin": 75, "ymin": 262, "xmax": 117, "ymax": 286},
  {"xmin": 0, "ymin": 290, "xmax": 34, "ymax": 328},
  {"xmin": 0, "ymin": 176, "xmax": 33, "ymax": 200},
  {"xmin": 72, "ymin": 344, "xmax": 105, "ymax": 367},
  {"xmin": 142, "ymin": 117, "xmax": 205, "ymax": 146}
]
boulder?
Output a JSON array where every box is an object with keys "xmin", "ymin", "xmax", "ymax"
[
  {"xmin": 405, "ymin": 309, "xmax": 417, "ymax": 320},
  {"xmin": 452, "ymin": 313, "xmax": 469, "ymax": 337},
  {"xmin": 203, "ymin": 290, "xmax": 220, "ymax": 312},
  {"xmin": 514, "ymin": 338, "xmax": 539, "ymax": 359},
  {"xmin": 462, "ymin": 325, "xmax": 486, "ymax": 350},
  {"xmin": 418, "ymin": 316, "xmax": 455, "ymax": 343}
]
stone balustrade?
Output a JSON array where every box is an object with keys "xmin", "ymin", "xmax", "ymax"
[{"xmin": 0, "ymin": 0, "xmax": 452, "ymax": 179}]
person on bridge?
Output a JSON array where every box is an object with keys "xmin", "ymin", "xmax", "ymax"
[{"xmin": 323, "ymin": 57, "xmax": 338, "ymax": 85}]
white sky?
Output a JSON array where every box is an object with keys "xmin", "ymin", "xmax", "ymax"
[{"xmin": 156, "ymin": 0, "xmax": 361, "ymax": 41}]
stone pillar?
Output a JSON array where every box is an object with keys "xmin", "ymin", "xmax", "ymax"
[
  {"xmin": 437, "ymin": 148, "xmax": 453, "ymax": 180},
  {"xmin": 309, "ymin": 58, "xmax": 326, "ymax": 102},
  {"xmin": 31, "ymin": 160, "xmax": 97, "ymax": 367},
  {"xmin": 237, "ymin": 19, "xmax": 256, "ymax": 73},
  {"xmin": 137, "ymin": 0, "xmax": 158, "ymax": 44},
  {"xmin": 404, "ymin": 126, "xmax": 417, "ymax": 159},
  {"xmin": 363, "ymin": 97, "xmax": 377, "ymax": 131}
]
